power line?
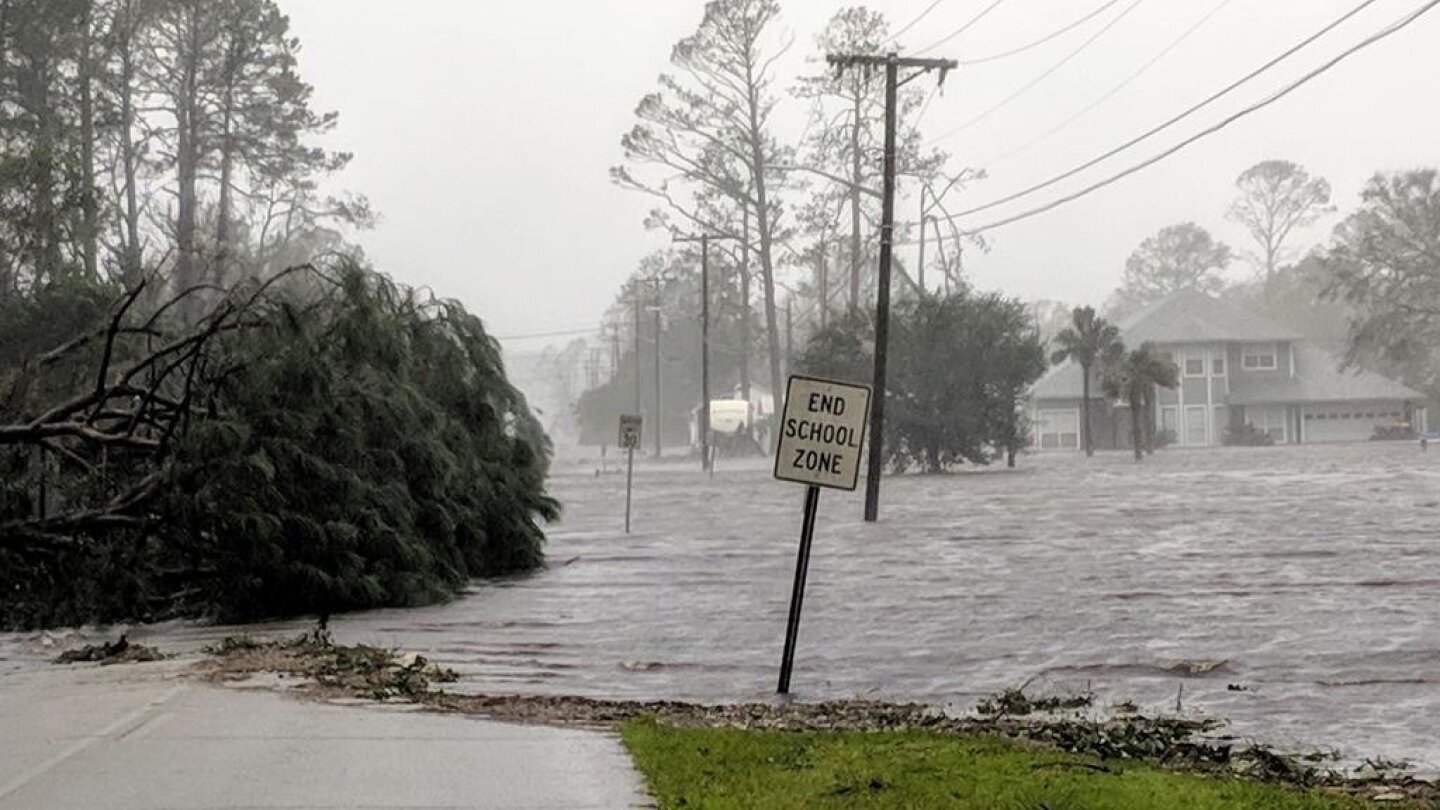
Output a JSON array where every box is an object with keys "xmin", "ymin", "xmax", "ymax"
[
  {"xmin": 913, "ymin": 0, "xmax": 1007, "ymax": 56},
  {"xmin": 928, "ymin": 0, "xmax": 1148, "ymax": 143},
  {"xmin": 955, "ymin": 0, "xmax": 1440, "ymax": 236},
  {"xmin": 887, "ymin": 0, "xmax": 947, "ymax": 48},
  {"xmin": 952, "ymin": 0, "xmax": 1383, "ymax": 218},
  {"xmin": 959, "ymin": 0, "xmax": 1124, "ymax": 65},
  {"xmin": 981, "ymin": 0, "xmax": 1235, "ymax": 168},
  {"xmin": 496, "ymin": 326, "xmax": 601, "ymax": 341},
  {"xmin": 905, "ymin": 84, "xmax": 941, "ymax": 144}
]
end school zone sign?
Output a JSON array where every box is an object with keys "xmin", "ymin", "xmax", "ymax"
[{"xmin": 773, "ymin": 375, "xmax": 872, "ymax": 491}]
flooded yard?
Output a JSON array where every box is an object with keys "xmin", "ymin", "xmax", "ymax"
[{"xmin": 4, "ymin": 441, "xmax": 1438, "ymax": 770}]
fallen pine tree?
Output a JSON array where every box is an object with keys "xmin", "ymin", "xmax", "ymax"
[{"xmin": 0, "ymin": 258, "xmax": 556, "ymax": 628}]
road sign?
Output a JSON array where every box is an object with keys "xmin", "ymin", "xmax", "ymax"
[
  {"xmin": 618, "ymin": 414, "xmax": 643, "ymax": 451},
  {"xmin": 771, "ymin": 374, "xmax": 871, "ymax": 695},
  {"xmin": 773, "ymin": 375, "xmax": 871, "ymax": 491}
]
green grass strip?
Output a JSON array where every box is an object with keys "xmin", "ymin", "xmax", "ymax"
[{"xmin": 621, "ymin": 718, "xmax": 1393, "ymax": 809}]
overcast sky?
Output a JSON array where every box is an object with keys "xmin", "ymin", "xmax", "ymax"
[{"xmin": 280, "ymin": 0, "xmax": 1439, "ymax": 349}]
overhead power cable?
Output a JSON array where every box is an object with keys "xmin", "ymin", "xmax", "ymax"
[
  {"xmin": 959, "ymin": 0, "xmax": 1124, "ymax": 65},
  {"xmin": 928, "ymin": 0, "xmax": 1148, "ymax": 143},
  {"xmin": 913, "ymin": 0, "xmax": 1007, "ymax": 56},
  {"xmin": 887, "ymin": 0, "xmax": 947, "ymax": 48},
  {"xmin": 982, "ymin": 0, "xmax": 1235, "ymax": 168},
  {"xmin": 955, "ymin": 0, "xmax": 1440, "ymax": 236},
  {"xmin": 951, "ymin": 0, "xmax": 1383, "ymax": 218},
  {"xmin": 906, "ymin": 84, "xmax": 942, "ymax": 145},
  {"xmin": 496, "ymin": 326, "xmax": 601, "ymax": 341}
]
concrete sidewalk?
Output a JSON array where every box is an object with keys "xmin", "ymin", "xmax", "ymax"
[{"xmin": 0, "ymin": 661, "xmax": 649, "ymax": 809}]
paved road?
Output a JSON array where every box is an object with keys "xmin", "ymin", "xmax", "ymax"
[{"xmin": 0, "ymin": 660, "xmax": 649, "ymax": 809}]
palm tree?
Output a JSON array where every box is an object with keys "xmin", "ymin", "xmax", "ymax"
[
  {"xmin": 1049, "ymin": 307, "xmax": 1123, "ymax": 456},
  {"xmin": 1103, "ymin": 343, "xmax": 1180, "ymax": 461}
]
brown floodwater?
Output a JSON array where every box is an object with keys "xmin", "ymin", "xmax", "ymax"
[{"xmin": 4, "ymin": 442, "xmax": 1437, "ymax": 771}]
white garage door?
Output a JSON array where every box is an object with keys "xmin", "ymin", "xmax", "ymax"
[
  {"xmin": 1302, "ymin": 404, "xmax": 1404, "ymax": 443},
  {"xmin": 1037, "ymin": 409, "xmax": 1080, "ymax": 450}
]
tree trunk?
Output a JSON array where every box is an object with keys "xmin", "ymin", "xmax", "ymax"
[
  {"xmin": 1130, "ymin": 391, "xmax": 1144, "ymax": 461},
  {"xmin": 1141, "ymin": 386, "xmax": 1156, "ymax": 455},
  {"xmin": 739, "ymin": 207, "xmax": 752, "ymax": 411},
  {"xmin": 215, "ymin": 101, "xmax": 234, "ymax": 274},
  {"xmin": 745, "ymin": 91, "xmax": 782, "ymax": 453},
  {"xmin": 35, "ymin": 57, "xmax": 63, "ymax": 283},
  {"xmin": 174, "ymin": 6, "xmax": 202, "ymax": 297},
  {"xmin": 118, "ymin": 2, "xmax": 142, "ymax": 287},
  {"xmin": 1081, "ymin": 362, "xmax": 1092, "ymax": 457},
  {"xmin": 754, "ymin": 187, "xmax": 783, "ymax": 454},
  {"xmin": 78, "ymin": 0, "xmax": 98, "ymax": 280}
]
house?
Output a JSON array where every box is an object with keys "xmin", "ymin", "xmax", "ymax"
[{"xmin": 1030, "ymin": 290, "xmax": 1429, "ymax": 450}]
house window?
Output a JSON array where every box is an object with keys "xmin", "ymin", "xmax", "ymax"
[
  {"xmin": 1242, "ymin": 343, "xmax": 1278, "ymax": 371},
  {"xmin": 1212, "ymin": 353, "xmax": 1226, "ymax": 376},
  {"xmin": 1037, "ymin": 410, "xmax": 1080, "ymax": 450},
  {"xmin": 1184, "ymin": 353, "xmax": 1206, "ymax": 378},
  {"xmin": 1161, "ymin": 406, "xmax": 1178, "ymax": 437}
]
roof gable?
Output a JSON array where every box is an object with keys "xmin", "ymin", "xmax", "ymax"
[{"xmin": 1119, "ymin": 289, "xmax": 1302, "ymax": 345}]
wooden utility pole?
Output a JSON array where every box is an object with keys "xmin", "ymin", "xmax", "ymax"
[
  {"xmin": 827, "ymin": 53, "xmax": 956, "ymax": 523},
  {"xmin": 676, "ymin": 233, "xmax": 740, "ymax": 473},
  {"xmin": 653, "ymin": 278, "xmax": 662, "ymax": 459},
  {"xmin": 632, "ymin": 296, "xmax": 642, "ymax": 414}
]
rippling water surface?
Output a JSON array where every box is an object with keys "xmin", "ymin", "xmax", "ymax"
[{"xmin": 4, "ymin": 443, "xmax": 1438, "ymax": 768}]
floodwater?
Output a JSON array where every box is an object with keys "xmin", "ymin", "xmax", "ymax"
[{"xmin": 3, "ymin": 442, "xmax": 1438, "ymax": 770}]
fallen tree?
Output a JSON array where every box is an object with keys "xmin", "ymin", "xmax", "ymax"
[{"xmin": 0, "ymin": 259, "xmax": 556, "ymax": 627}]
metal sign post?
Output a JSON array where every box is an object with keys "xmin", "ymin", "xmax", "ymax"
[
  {"xmin": 772, "ymin": 375, "xmax": 871, "ymax": 694},
  {"xmin": 619, "ymin": 414, "xmax": 642, "ymax": 533}
]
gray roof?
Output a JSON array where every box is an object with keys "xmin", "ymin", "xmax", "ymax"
[
  {"xmin": 1030, "ymin": 360, "xmax": 1091, "ymax": 400},
  {"xmin": 1032, "ymin": 291, "xmax": 1419, "ymax": 404},
  {"xmin": 1228, "ymin": 344, "xmax": 1426, "ymax": 404},
  {"xmin": 1119, "ymin": 289, "xmax": 1303, "ymax": 345}
]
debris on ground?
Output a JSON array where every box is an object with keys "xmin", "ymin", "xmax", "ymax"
[
  {"xmin": 975, "ymin": 686, "xmax": 1094, "ymax": 717},
  {"xmin": 200, "ymin": 631, "xmax": 457, "ymax": 700},
  {"xmin": 198, "ymin": 636, "xmax": 1440, "ymax": 806},
  {"xmin": 53, "ymin": 634, "xmax": 168, "ymax": 665}
]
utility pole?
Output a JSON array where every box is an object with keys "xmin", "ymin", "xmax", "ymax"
[
  {"xmin": 828, "ymin": 52, "xmax": 955, "ymax": 523},
  {"xmin": 676, "ymin": 232, "xmax": 739, "ymax": 473},
  {"xmin": 611, "ymin": 330, "xmax": 620, "ymax": 382},
  {"xmin": 632, "ymin": 296, "xmax": 641, "ymax": 414},
  {"xmin": 652, "ymin": 278, "xmax": 662, "ymax": 460}
]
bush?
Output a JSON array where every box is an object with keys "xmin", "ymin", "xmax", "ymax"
[{"xmin": 1223, "ymin": 423, "xmax": 1275, "ymax": 447}]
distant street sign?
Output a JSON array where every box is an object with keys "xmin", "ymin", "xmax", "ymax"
[
  {"xmin": 618, "ymin": 414, "xmax": 643, "ymax": 451},
  {"xmin": 773, "ymin": 375, "xmax": 871, "ymax": 491}
]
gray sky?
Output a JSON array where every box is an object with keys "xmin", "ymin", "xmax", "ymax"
[{"xmin": 280, "ymin": 0, "xmax": 1439, "ymax": 348}]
